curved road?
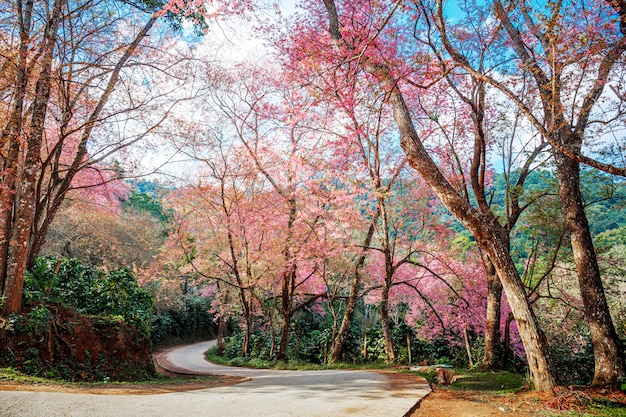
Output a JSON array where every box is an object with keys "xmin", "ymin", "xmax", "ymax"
[{"xmin": 1, "ymin": 340, "xmax": 431, "ymax": 417}]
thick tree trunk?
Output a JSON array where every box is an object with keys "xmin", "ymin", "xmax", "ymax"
[
  {"xmin": 479, "ymin": 224, "xmax": 557, "ymax": 391},
  {"xmin": 481, "ymin": 257, "xmax": 503, "ymax": 369},
  {"xmin": 554, "ymin": 149, "xmax": 626, "ymax": 386},
  {"xmin": 0, "ymin": 0, "xmax": 35, "ymax": 295},
  {"xmin": 2, "ymin": 0, "xmax": 64, "ymax": 316},
  {"xmin": 2, "ymin": 6, "xmax": 157, "ymax": 314},
  {"xmin": 491, "ymin": 0, "xmax": 625, "ymax": 385}
]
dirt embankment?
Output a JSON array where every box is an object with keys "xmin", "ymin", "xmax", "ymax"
[{"xmin": 0, "ymin": 304, "xmax": 154, "ymax": 381}]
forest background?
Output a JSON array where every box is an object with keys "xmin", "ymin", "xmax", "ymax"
[{"xmin": 0, "ymin": 0, "xmax": 625, "ymax": 392}]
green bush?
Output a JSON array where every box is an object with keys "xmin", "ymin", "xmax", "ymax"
[
  {"xmin": 150, "ymin": 298, "xmax": 217, "ymax": 346},
  {"xmin": 24, "ymin": 256, "xmax": 154, "ymax": 339}
]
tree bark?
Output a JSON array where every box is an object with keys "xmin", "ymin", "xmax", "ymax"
[
  {"xmin": 277, "ymin": 308, "xmax": 292, "ymax": 361},
  {"xmin": 380, "ymin": 275, "xmax": 396, "ymax": 362},
  {"xmin": 277, "ymin": 198, "xmax": 297, "ymax": 361},
  {"xmin": 0, "ymin": 0, "xmax": 35, "ymax": 296},
  {"xmin": 379, "ymin": 192, "xmax": 396, "ymax": 362},
  {"xmin": 2, "ymin": 0, "xmax": 65, "ymax": 316},
  {"xmin": 481, "ymin": 257, "xmax": 503, "ymax": 369},
  {"xmin": 1, "ymin": 6, "xmax": 158, "ymax": 315},
  {"xmin": 554, "ymin": 145, "xmax": 626, "ymax": 386}
]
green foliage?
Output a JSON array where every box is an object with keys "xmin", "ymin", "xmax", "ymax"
[
  {"xmin": 17, "ymin": 305, "xmax": 52, "ymax": 335},
  {"xmin": 0, "ymin": 366, "xmax": 219, "ymax": 387},
  {"xmin": 216, "ymin": 310, "xmax": 477, "ymax": 369},
  {"xmin": 24, "ymin": 256, "xmax": 154, "ymax": 338},
  {"xmin": 550, "ymin": 341, "xmax": 595, "ymax": 386},
  {"xmin": 248, "ymin": 330, "xmax": 276, "ymax": 359},
  {"xmin": 595, "ymin": 227, "xmax": 626, "ymax": 252},
  {"xmin": 292, "ymin": 309, "xmax": 332, "ymax": 363},
  {"xmin": 91, "ymin": 268, "xmax": 154, "ymax": 337},
  {"xmin": 150, "ymin": 297, "xmax": 217, "ymax": 346},
  {"xmin": 487, "ymin": 169, "xmax": 626, "ymax": 266},
  {"xmin": 124, "ymin": 189, "xmax": 172, "ymax": 224}
]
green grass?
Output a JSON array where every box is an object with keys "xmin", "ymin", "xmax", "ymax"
[
  {"xmin": 409, "ymin": 368, "xmax": 527, "ymax": 394},
  {"xmin": 0, "ymin": 367, "xmax": 55, "ymax": 385},
  {"xmin": 548, "ymin": 405, "xmax": 626, "ymax": 417},
  {"xmin": 447, "ymin": 370, "xmax": 527, "ymax": 393},
  {"xmin": 205, "ymin": 348, "xmax": 392, "ymax": 371},
  {"xmin": 0, "ymin": 367, "xmax": 220, "ymax": 388}
]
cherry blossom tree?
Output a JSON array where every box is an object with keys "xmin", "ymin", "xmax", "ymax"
[
  {"xmin": 155, "ymin": 60, "xmax": 339, "ymax": 360},
  {"xmin": 0, "ymin": 0, "xmax": 208, "ymax": 315},
  {"xmin": 427, "ymin": 0, "xmax": 625, "ymax": 386},
  {"xmin": 308, "ymin": 0, "xmax": 557, "ymax": 390}
]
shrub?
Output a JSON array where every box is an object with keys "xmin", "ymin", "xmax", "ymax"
[{"xmin": 24, "ymin": 256, "xmax": 154, "ymax": 339}]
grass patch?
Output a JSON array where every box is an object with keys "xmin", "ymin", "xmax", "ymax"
[
  {"xmin": 546, "ymin": 401, "xmax": 626, "ymax": 417},
  {"xmin": 447, "ymin": 370, "xmax": 527, "ymax": 393},
  {"xmin": 0, "ymin": 366, "xmax": 220, "ymax": 388},
  {"xmin": 409, "ymin": 368, "xmax": 527, "ymax": 394},
  {"xmin": 0, "ymin": 367, "xmax": 55, "ymax": 385},
  {"xmin": 205, "ymin": 347, "xmax": 391, "ymax": 371}
]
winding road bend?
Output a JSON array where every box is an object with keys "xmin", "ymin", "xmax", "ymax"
[{"xmin": 1, "ymin": 340, "xmax": 431, "ymax": 417}]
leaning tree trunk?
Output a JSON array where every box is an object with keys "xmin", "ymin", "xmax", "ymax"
[
  {"xmin": 481, "ymin": 257, "xmax": 503, "ymax": 369},
  {"xmin": 386, "ymin": 81, "xmax": 557, "ymax": 391},
  {"xmin": 322, "ymin": 0, "xmax": 557, "ymax": 391},
  {"xmin": 331, "ymin": 221, "xmax": 376, "ymax": 362},
  {"xmin": 554, "ymin": 145, "xmax": 626, "ymax": 386},
  {"xmin": 477, "ymin": 222, "xmax": 557, "ymax": 391}
]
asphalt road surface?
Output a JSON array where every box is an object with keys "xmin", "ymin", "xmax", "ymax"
[{"xmin": 1, "ymin": 340, "xmax": 431, "ymax": 417}]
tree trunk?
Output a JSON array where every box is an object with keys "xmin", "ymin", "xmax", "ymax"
[
  {"xmin": 502, "ymin": 312, "xmax": 514, "ymax": 368},
  {"xmin": 481, "ymin": 257, "xmax": 503, "ymax": 369},
  {"xmin": 277, "ymin": 311, "xmax": 291, "ymax": 361},
  {"xmin": 330, "ymin": 221, "xmax": 376, "ymax": 362},
  {"xmin": 464, "ymin": 326, "xmax": 474, "ymax": 368},
  {"xmin": 380, "ymin": 277, "xmax": 396, "ymax": 362},
  {"xmin": 481, "ymin": 226, "xmax": 557, "ymax": 391},
  {"xmin": 490, "ymin": 0, "xmax": 625, "ymax": 386},
  {"xmin": 554, "ymin": 148, "xmax": 626, "ymax": 386},
  {"xmin": 2, "ymin": 0, "xmax": 65, "ymax": 316},
  {"xmin": 0, "ymin": 0, "xmax": 35, "ymax": 296},
  {"xmin": 241, "ymin": 297, "xmax": 252, "ymax": 357}
]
